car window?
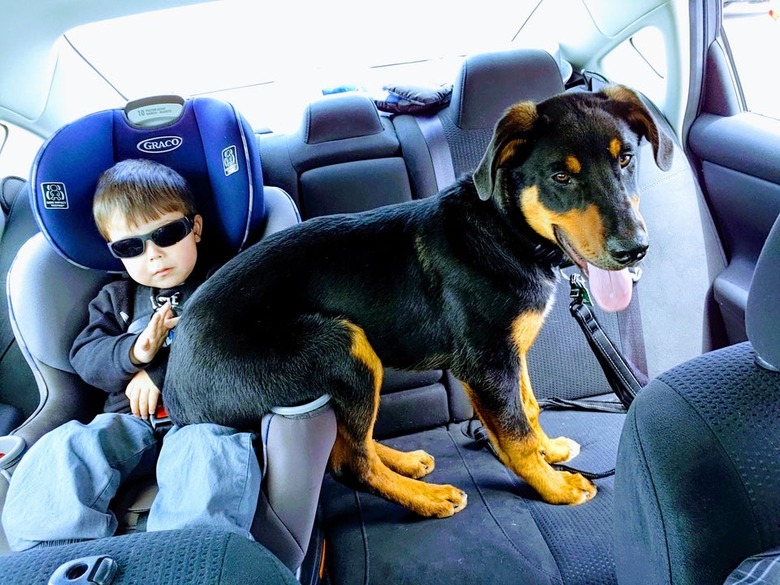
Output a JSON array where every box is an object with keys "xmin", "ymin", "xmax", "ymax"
[
  {"xmin": 0, "ymin": 123, "xmax": 42, "ymax": 180},
  {"xmin": 66, "ymin": 0, "xmax": 538, "ymax": 133},
  {"xmin": 722, "ymin": 0, "xmax": 780, "ymax": 118},
  {"xmin": 601, "ymin": 26, "xmax": 667, "ymax": 106}
]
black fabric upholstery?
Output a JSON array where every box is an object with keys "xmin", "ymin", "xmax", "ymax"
[
  {"xmin": 746, "ymin": 214, "xmax": 780, "ymax": 370},
  {"xmin": 0, "ymin": 529, "xmax": 298, "ymax": 584},
  {"xmin": 443, "ymin": 48, "xmax": 565, "ymax": 177},
  {"xmin": 291, "ymin": 95, "xmax": 399, "ymax": 173},
  {"xmin": 614, "ymin": 342, "xmax": 780, "ymax": 585},
  {"xmin": 323, "ymin": 410, "xmax": 625, "ymax": 585},
  {"xmin": 303, "ymin": 92, "xmax": 384, "ymax": 143},
  {"xmin": 0, "ymin": 176, "xmax": 24, "ymax": 214},
  {"xmin": 450, "ymin": 48, "xmax": 565, "ymax": 130},
  {"xmin": 300, "ymin": 158, "xmax": 412, "ymax": 218}
]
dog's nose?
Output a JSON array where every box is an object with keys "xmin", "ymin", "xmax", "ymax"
[{"xmin": 607, "ymin": 238, "xmax": 649, "ymax": 265}]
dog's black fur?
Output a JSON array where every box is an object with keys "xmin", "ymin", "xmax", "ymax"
[{"xmin": 165, "ymin": 85, "xmax": 673, "ymax": 517}]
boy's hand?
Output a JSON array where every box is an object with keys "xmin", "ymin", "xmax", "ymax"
[
  {"xmin": 125, "ymin": 370, "xmax": 161, "ymax": 419},
  {"xmin": 131, "ymin": 301, "xmax": 180, "ymax": 365}
]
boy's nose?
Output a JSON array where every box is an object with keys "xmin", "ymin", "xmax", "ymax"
[{"xmin": 145, "ymin": 241, "xmax": 164, "ymax": 258}]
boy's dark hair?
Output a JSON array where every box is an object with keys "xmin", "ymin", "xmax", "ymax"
[{"xmin": 93, "ymin": 159, "xmax": 197, "ymax": 241}]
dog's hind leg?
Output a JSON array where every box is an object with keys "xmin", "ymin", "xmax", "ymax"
[{"xmin": 327, "ymin": 321, "xmax": 466, "ymax": 517}]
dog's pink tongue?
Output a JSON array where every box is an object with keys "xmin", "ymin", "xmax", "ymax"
[{"xmin": 587, "ymin": 265, "xmax": 633, "ymax": 312}]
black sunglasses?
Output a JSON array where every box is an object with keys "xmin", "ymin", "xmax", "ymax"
[{"xmin": 107, "ymin": 216, "xmax": 194, "ymax": 259}]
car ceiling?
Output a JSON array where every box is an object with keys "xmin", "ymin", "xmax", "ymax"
[{"xmin": 0, "ymin": 0, "xmax": 674, "ymax": 138}]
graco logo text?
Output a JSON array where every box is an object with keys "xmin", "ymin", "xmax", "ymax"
[{"xmin": 137, "ymin": 136, "xmax": 183, "ymax": 154}]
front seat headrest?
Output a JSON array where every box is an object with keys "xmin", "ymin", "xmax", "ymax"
[
  {"xmin": 31, "ymin": 95, "xmax": 265, "ymax": 273},
  {"xmin": 746, "ymin": 214, "xmax": 780, "ymax": 371}
]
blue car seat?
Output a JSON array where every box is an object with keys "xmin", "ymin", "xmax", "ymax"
[{"xmin": 0, "ymin": 95, "xmax": 335, "ymax": 576}]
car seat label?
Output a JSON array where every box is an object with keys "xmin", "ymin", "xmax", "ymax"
[
  {"xmin": 41, "ymin": 182, "xmax": 69, "ymax": 209},
  {"xmin": 222, "ymin": 145, "xmax": 239, "ymax": 176}
]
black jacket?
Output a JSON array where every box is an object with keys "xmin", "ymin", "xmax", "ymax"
[{"xmin": 69, "ymin": 262, "xmax": 213, "ymax": 413}]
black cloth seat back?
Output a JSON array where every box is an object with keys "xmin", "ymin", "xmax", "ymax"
[{"xmin": 614, "ymin": 214, "xmax": 780, "ymax": 585}]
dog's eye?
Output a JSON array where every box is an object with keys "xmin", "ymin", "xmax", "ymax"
[
  {"xmin": 619, "ymin": 154, "xmax": 633, "ymax": 168},
  {"xmin": 552, "ymin": 172, "xmax": 571, "ymax": 184}
]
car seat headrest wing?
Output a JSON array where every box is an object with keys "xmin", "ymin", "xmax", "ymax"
[
  {"xmin": 31, "ymin": 95, "xmax": 265, "ymax": 272},
  {"xmin": 747, "ymin": 214, "xmax": 780, "ymax": 371}
]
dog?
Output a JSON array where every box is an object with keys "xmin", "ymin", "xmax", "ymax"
[{"xmin": 164, "ymin": 85, "xmax": 673, "ymax": 518}]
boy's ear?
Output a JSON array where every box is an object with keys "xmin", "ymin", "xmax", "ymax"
[{"xmin": 193, "ymin": 214, "xmax": 203, "ymax": 243}]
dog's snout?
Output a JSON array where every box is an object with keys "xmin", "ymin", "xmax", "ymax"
[{"xmin": 607, "ymin": 236, "xmax": 648, "ymax": 265}]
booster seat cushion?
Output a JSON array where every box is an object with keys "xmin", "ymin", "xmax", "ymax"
[{"xmin": 31, "ymin": 95, "xmax": 265, "ymax": 272}]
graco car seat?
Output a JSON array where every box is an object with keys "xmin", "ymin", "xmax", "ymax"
[
  {"xmin": 614, "ymin": 212, "xmax": 780, "ymax": 585},
  {"xmin": 0, "ymin": 95, "xmax": 336, "ymax": 578}
]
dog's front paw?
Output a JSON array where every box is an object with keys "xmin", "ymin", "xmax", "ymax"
[
  {"xmin": 416, "ymin": 484, "xmax": 468, "ymax": 518},
  {"xmin": 541, "ymin": 469, "xmax": 596, "ymax": 505},
  {"xmin": 541, "ymin": 436, "xmax": 580, "ymax": 464}
]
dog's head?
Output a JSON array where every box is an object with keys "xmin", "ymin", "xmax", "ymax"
[{"xmin": 473, "ymin": 85, "xmax": 673, "ymax": 272}]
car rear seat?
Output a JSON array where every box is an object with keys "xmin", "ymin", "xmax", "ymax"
[{"xmin": 256, "ymin": 48, "xmax": 727, "ymax": 584}]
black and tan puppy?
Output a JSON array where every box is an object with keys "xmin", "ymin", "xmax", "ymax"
[{"xmin": 165, "ymin": 85, "xmax": 673, "ymax": 517}]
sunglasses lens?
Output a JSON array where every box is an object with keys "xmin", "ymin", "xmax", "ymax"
[
  {"xmin": 109, "ymin": 238, "xmax": 144, "ymax": 259},
  {"xmin": 152, "ymin": 219, "xmax": 190, "ymax": 247},
  {"xmin": 107, "ymin": 218, "xmax": 192, "ymax": 259}
]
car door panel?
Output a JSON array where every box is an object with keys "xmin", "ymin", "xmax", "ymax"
[{"xmin": 688, "ymin": 112, "xmax": 780, "ymax": 343}]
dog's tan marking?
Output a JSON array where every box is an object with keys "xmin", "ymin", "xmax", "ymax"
[
  {"xmin": 520, "ymin": 186, "xmax": 607, "ymax": 262},
  {"xmin": 496, "ymin": 102, "xmax": 537, "ymax": 166},
  {"xmin": 462, "ymin": 382, "xmax": 595, "ymax": 505},
  {"xmin": 610, "ymin": 138, "xmax": 622, "ymax": 159},
  {"xmin": 329, "ymin": 320, "xmax": 466, "ymax": 517},
  {"xmin": 504, "ymin": 101, "xmax": 538, "ymax": 133},
  {"xmin": 331, "ymin": 428, "xmax": 467, "ymax": 517},
  {"xmin": 343, "ymin": 320, "xmax": 383, "ymax": 393},
  {"xmin": 565, "ymin": 155, "xmax": 582, "ymax": 175},
  {"xmin": 510, "ymin": 312, "xmax": 579, "ymax": 465}
]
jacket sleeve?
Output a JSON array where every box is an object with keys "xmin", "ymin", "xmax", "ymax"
[
  {"xmin": 69, "ymin": 282, "xmax": 143, "ymax": 394},
  {"xmin": 145, "ymin": 349, "xmax": 168, "ymax": 392}
]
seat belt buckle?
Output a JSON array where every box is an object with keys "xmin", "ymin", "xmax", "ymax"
[
  {"xmin": 569, "ymin": 273, "xmax": 593, "ymax": 307},
  {"xmin": 150, "ymin": 404, "xmax": 173, "ymax": 437}
]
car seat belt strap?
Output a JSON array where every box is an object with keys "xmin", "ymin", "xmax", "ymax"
[
  {"xmin": 568, "ymin": 274, "xmax": 645, "ymax": 409},
  {"xmin": 415, "ymin": 115, "xmax": 456, "ymax": 191}
]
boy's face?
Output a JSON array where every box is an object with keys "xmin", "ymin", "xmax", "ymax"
[{"xmin": 106, "ymin": 211, "xmax": 202, "ymax": 288}]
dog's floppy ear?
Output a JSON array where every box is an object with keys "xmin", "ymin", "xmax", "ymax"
[
  {"xmin": 599, "ymin": 84, "xmax": 674, "ymax": 172},
  {"xmin": 473, "ymin": 101, "xmax": 538, "ymax": 202}
]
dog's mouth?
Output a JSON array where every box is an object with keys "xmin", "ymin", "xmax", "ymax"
[
  {"xmin": 554, "ymin": 226, "xmax": 589, "ymax": 276},
  {"xmin": 553, "ymin": 225, "xmax": 633, "ymax": 313}
]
